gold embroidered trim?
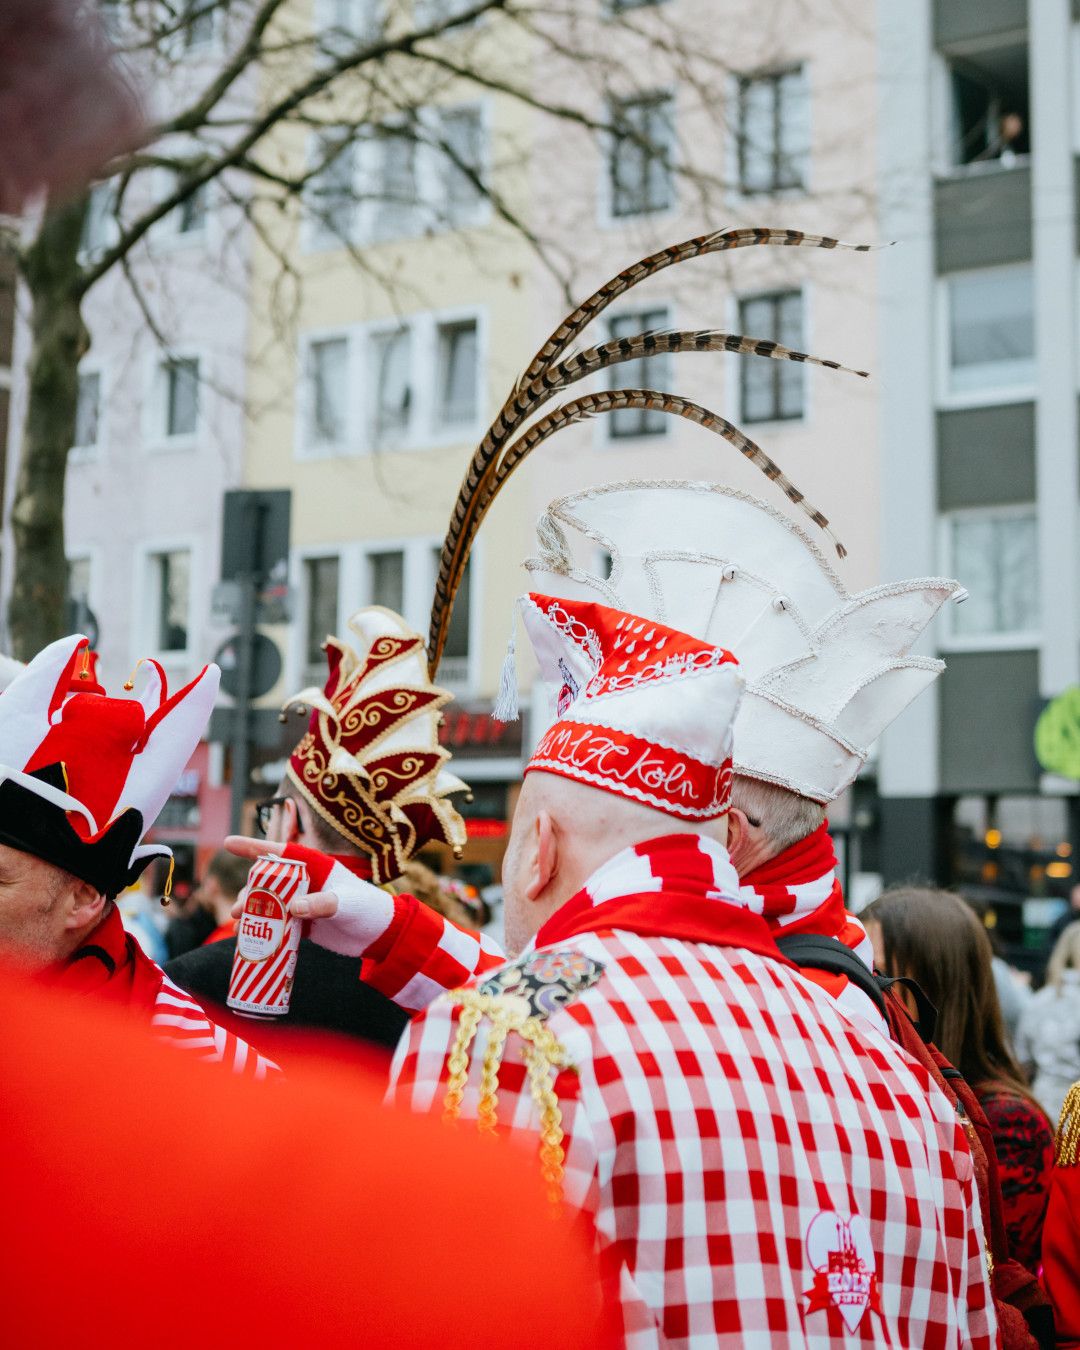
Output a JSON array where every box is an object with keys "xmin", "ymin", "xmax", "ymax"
[
  {"xmin": 1056, "ymin": 1081, "xmax": 1080, "ymax": 1168},
  {"xmin": 443, "ymin": 989, "xmax": 571, "ymax": 1205}
]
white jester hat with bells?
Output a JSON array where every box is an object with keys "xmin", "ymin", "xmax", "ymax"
[
  {"xmin": 0, "ymin": 636, "xmax": 219, "ymax": 896},
  {"xmin": 520, "ymin": 481, "xmax": 965, "ymax": 804}
]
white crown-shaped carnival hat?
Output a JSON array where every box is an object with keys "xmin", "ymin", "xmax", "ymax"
[{"xmin": 521, "ymin": 481, "xmax": 964, "ymax": 804}]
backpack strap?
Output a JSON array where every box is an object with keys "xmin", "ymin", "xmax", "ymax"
[
  {"xmin": 774, "ymin": 933, "xmax": 940, "ymax": 1042},
  {"xmin": 774, "ymin": 933, "xmax": 888, "ymax": 1019}
]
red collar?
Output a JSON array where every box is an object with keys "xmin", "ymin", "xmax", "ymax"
[
  {"xmin": 536, "ymin": 834, "xmax": 796, "ymax": 969},
  {"xmin": 48, "ymin": 904, "xmax": 164, "ymax": 1009}
]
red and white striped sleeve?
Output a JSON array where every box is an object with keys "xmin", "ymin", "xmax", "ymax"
[
  {"xmin": 151, "ymin": 977, "xmax": 281, "ymax": 1080},
  {"xmin": 362, "ymin": 894, "xmax": 506, "ymax": 1014},
  {"xmin": 275, "ymin": 842, "xmax": 507, "ymax": 1015}
]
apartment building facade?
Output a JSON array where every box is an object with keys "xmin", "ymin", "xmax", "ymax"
[
  {"xmin": 241, "ymin": 0, "xmax": 885, "ymax": 888},
  {"xmin": 2, "ymin": 3, "xmax": 260, "ymax": 889},
  {"xmin": 877, "ymin": 0, "xmax": 1080, "ymax": 943}
]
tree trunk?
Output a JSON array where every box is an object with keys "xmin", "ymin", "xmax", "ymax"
[{"xmin": 8, "ymin": 198, "xmax": 89, "ymax": 661}]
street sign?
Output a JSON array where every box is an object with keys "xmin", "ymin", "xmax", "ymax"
[
  {"xmin": 220, "ymin": 489, "xmax": 291, "ymax": 585},
  {"xmin": 1035, "ymin": 686, "xmax": 1080, "ymax": 780},
  {"xmin": 214, "ymin": 631, "xmax": 283, "ymax": 701},
  {"xmin": 211, "ymin": 578, "xmax": 294, "ymax": 626}
]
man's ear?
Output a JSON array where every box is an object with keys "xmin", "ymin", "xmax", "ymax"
[
  {"xmin": 284, "ymin": 798, "xmax": 302, "ymax": 844},
  {"xmin": 63, "ymin": 877, "xmax": 107, "ymax": 936},
  {"xmin": 726, "ymin": 808, "xmax": 748, "ymax": 856},
  {"xmin": 525, "ymin": 809, "xmax": 558, "ymax": 903}
]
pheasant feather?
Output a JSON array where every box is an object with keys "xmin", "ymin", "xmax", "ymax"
[{"xmin": 428, "ymin": 227, "xmax": 873, "ymax": 672}]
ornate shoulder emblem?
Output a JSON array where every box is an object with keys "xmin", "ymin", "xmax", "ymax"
[{"xmin": 479, "ymin": 947, "xmax": 605, "ymax": 1021}]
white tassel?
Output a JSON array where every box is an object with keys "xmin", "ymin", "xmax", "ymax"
[{"xmin": 492, "ymin": 620, "xmax": 519, "ymax": 724}]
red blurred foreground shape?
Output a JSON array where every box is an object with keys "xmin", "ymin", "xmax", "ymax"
[
  {"xmin": 0, "ymin": 964, "xmax": 609, "ymax": 1350},
  {"xmin": 0, "ymin": 0, "xmax": 144, "ymax": 214}
]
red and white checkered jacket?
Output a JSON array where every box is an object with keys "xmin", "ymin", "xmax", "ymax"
[{"xmin": 390, "ymin": 834, "xmax": 996, "ymax": 1349}]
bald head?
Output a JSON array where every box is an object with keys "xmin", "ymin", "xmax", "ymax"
[{"xmin": 500, "ymin": 772, "xmax": 728, "ymax": 956}]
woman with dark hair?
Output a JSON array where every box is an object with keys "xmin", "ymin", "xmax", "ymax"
[{"xmin": 861, "ymin": 886, "xmax": 1054, "ymax": 1276}]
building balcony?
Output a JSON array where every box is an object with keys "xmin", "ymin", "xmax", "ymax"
[{"xmin": 935, "ymin": 162, "xmax": 1031, "ymax": 273}]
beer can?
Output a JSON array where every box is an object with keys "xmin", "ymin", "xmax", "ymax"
[{"xmin": 227, "ymin": 854, "xmax": 307, "ymax": 1018}]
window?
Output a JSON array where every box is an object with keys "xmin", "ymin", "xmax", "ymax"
[
  {"xmin": 945, "ymin": 266, "xmax": 1035, "ymax": 399},
  {"xmin": 314, "ymin": 0, "xmax": 380, "ymax": 59},
  {"xmin": 373, "ymin": 126, "xmax": 419, "ymax": 239},
  {"xmin": 436, "ymin": 551, "xmax": 471, "ymax": 684},
  {"xmin": 80, "ymin": 182, "xmax": 116, "ymax": 257},
  {"xmin": 607, "ymin": 308, "xmax": 670, "ymax": 438},
  {"xmin": 161, "ymin": 357, "xmax": 200, "ymax": 439},
  {"xmin": 438, "ymin": 106, "xmax": 484, "ymax": 224},
  {"xmin": 946, "ymin": 46, "xmax": 1029, "ymax": 169},
  {"xmin": 306, "ymin": 337, "xmax": 349, "ymax": 450},
  {"xmin": 179, "ymin": 0, "xmax": 215, "ymax": 49},
  {"xmin": 169, "ymin": 174, "xmax": 209, "ymax": 236},
  {"xmin": 415, "ymin": 0, "xmax": 479, "ymax": 24},
  {"xmin": 738, "ymin": 291, "xmax": 804, "ymax": 422},
  {"xmin": 948, "ymin": 512, "xmax": 1038, "ymax": 642},
  {"xmin": 435, "ymin": 319, "xmax": 478, "ymax": 428},
  {"xmin": 610, "ymin": 0, "xmax": 667, "ymax": 8},
  {"xmin": 307, "ymin": 133, "xmax": 356, "ymax": 247},
  {"xmin": 148, "ymin": 549, "xmax": 191, "ymax": 653},
  {"xmin": 372, "ymin": 328, "xmax": 412, "ymax": 447},
  {"xmin": 100, "ymin": 1, "xmax": 123, "ymax": 38},
  {"xmin": 303, "ymin": 556, "xmax": 340, "ymax": 674},
  {"xmin": 737, "ymin": 67, "xmax": 809, "ymax": 194},
  {"xmin": 73, "ymin": 372, "xmax": 101, "ymax": 453},
  {"xmin": 66, "ymin": 556, "xmax": 96, "ymax": 635},
  {"xmin": 608, "ymin": 93, "xmax": 674, "ymax": 217},
  {"xmin": 369, "ymin": 550, "xmax": 405, "ymax": 612}
]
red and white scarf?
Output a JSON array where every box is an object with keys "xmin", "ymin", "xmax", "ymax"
[
  {"xmin": 739, "ymin": 823, "xmax": 881, "ymax": 1025},
  {"xmin": 534, "ymin": 825, "xmax": 882, "ymax": 1027},
  {"xmin": 537, "ymin": 831, "xmax": 792, "ymax": 965}
]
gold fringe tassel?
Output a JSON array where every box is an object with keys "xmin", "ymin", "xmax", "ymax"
[
  {"xmin": 1056, "ymin": 1081, "xmax": 1080, "ymax": 1168},
  {"xmin": 442, "ymin": 989, "xmax": 570, "ymax": 1205}
]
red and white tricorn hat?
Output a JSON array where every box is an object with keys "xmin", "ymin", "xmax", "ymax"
[
  {"xmin": 0, "ymin": 635, "xmax": 219, "ymax": 896},
  {"xmin": 520, "ymin": 593, "xmax": 742, "ymax": 819}
]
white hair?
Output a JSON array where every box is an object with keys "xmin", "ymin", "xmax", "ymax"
[{"xmin": 730, "ymin": 775, "xmax": 826, "ymax": 856}]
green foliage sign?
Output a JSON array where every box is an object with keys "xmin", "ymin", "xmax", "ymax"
[{"xmin": 1035, "ymin": 686, "xmax": 1080, "ymax": 779}]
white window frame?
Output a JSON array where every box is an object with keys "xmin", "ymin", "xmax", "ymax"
[
  {"xmin": 938, "ymin": 504, "xmax": 1041, "ymax": 651},
  {"xmin": 143, "ymin": 348, "xmax": 206, "ymax": 452},
  {"xmin": 286, "ymin": 538, "xmax": 480, "ymax": 694},
  {"xmin": 726, "ymin": 284, "xmax": 813, "ymax": 429},
  {"xmin": 598, "ymin": 88, "xmax": 678, "ymax": 228},
  {"xmin": 424, "ymin": 537, "xmax": 480, "ymax": 693},
  {"xmin": 729, "ymin": 64, "xmax": 811, "ymax": 200},
  {"xmin": 151, "ymin": 157, "xmax": 213, "ymax": 249},
  {"xmin": 78, "ymin": 181, "xmax": 119, "ymax": 262},
  {"xmin": 134, "ymin": 537, "xmax": 200, "ymax": 667},
  {"xmin": 291, "ymin": 544, "xmax": 349, "ymax": 686},
  {"xmin": 70, "ymin": 361, "xmax": 106, "ymax": 464},
  {"xmin": 301, "ymin": 128, "xmax": 359, "ymax": 253},
  {"xmin": 597, "ymin": 300, "xmax": 674, "ymax": 446},
  {"xmin": 423, "ymin": 101, "xmax": 491, "ymax": 233},
  {"xmin": 174, "ymin": 0, "xmax": 223, "ymax": 55},
  {"xmin": 296, "ymin": 326, "xmax": 357, "ymax": 460},
  {"xmin": 936, "ymin": 262, "xmax": 1037, "ymax": 410},
  {"xmin": 312, "ymin": 0, "xmax": 382, "ymax": 65},
  {"xmin": 361, "ymin": 305, "xmax": 486, "ymax": 453},
  {"xmin": 65, "ymin": 547, "xmax": 101, "ymax": 635}
]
